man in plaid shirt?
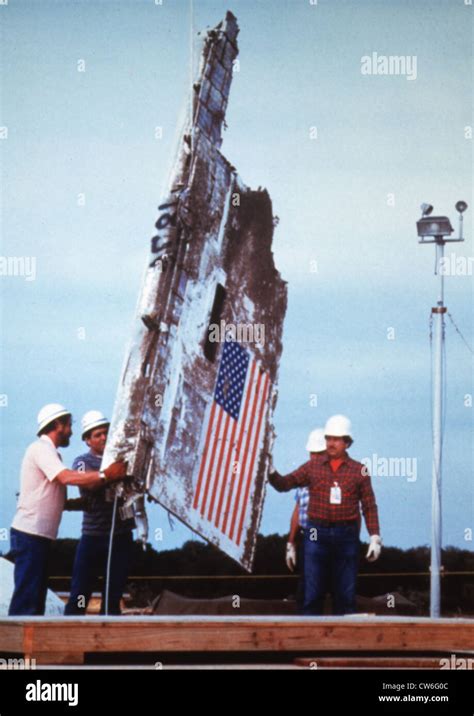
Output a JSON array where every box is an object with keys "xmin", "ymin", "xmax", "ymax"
[{"xmin": 269, "ymin": 415, "xmax": 381, "ymax": 615}]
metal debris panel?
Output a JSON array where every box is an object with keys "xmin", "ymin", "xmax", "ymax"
[{"xmin": 102, "ymin": 12, "xmax": 287, "ymax": 571}]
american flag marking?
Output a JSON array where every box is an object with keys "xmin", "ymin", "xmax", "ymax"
[{"xmin": 193, "ymin": 340, "xmax": 270, "ymax": 546}]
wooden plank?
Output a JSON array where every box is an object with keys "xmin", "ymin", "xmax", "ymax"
[
  {"xmin": 23, "ymin": 625, "xmax": 34, "ymax": 657},
  {"xmin": 72, "ymin": 619, "xmax": 473, "ymax": 653},
  {"xmin": 0, "ymin": 622, "xmax": 24, "ymax": 652},
  {"xmin": 0, "ymin": 618, "xmax": 472, "ymax": 657},
  {"xmin": 32, "ymin": 652, "xmax": 84, "ymax": 665},
  {"xmin": 294, "ymin": 656, "xmax": 452, "ymax": 669}
]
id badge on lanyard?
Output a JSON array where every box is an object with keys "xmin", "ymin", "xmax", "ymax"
[{"xmin": 330, "ymin": 481, "xmax": 342, "ymax": 505}]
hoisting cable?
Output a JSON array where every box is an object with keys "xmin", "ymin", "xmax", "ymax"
[
  {"xmin": 104, "ymin": 491, "xmax": 119, "ymax": 617},
  {"xmin": 447, "ymin": 311, "xmax": 474, "ymax": 358}
]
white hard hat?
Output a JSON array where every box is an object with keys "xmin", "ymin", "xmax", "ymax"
[
  {"xmin": 324, "ymin": 414, "xmax": 353, "ymax": 439},
  {"xmin": 305, "ymin": 428, "xmax": 326, "ymax": 453},
  {"xmin": 37, "ymin": 403, "xmax": 71, "ymax": 436},
  {"xmin": 81, "ymin": 410, "xmax": 109, "ymax": 439}
]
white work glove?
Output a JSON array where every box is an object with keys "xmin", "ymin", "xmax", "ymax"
[
  {"xmin": 366, "ymin": 535, "xmax": 382, "ymax": 562},
  {"xmin": 285, "ymin": 542, "xmax": 297, "ymax": 572}
]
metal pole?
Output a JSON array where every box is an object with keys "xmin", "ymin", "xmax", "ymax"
[{"xmin": 430, "ymin": 239, "xmax": 445, "ymax": 618}]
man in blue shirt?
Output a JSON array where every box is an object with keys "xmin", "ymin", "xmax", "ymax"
[
  {"xmin": 64, "ymin": 411, "xmax": 135, "ymax": 615},
  {"xmin": 285, "ymin": 429, "xmax": 326, "ymax": 612}
]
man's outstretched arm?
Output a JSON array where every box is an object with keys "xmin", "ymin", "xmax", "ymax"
[{"xmin": 268, "ymin": 462, "xmax": 310, "ymax": 492}]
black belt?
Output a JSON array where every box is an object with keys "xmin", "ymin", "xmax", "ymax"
[{"xmin": 307, "ymin": 519, "xmax": 358, "ymax": 528}]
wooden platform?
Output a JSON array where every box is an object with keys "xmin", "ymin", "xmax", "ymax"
[
  {"xmin": 1, "ymin": 616, "xmax": 473, "ymax": 665},
  {"xmin": 293, "ymin": 656, "xmax": 464, "ymax": 669}
]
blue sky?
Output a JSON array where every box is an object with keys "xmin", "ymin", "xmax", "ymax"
[{"xmin": 0, "ymin": 0, "xmax": 472, "ymax": 559}]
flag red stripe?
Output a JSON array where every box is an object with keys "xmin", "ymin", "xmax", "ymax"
[
  {"xmin": 221, "ymin": 360, "xmax": 257, "ymax": 535},
  {"xmin": 192, "ymin": 400, "xmax": 217, "ymax": 509},
  {"xmin": 199, "ymin": 406, "xmax": 224, "ymax": 517},
  {"xmin": 206, "ymin": 411, "xmax": 232, "ymax": 522},
  {"xmin": 228, "ymin": 368, "xmax": 263, "ymax": 541},
  {"xmin": 236, "ymin": 374, "xmax": 270, "ymax": 545},
  {"xmin": 214, "ymin": 418, "xmax": 238, "ymax": 530}
]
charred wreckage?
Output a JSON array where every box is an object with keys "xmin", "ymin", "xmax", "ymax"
[{"xmin": 102, "ymin": 12, "xmax": 287, "ymax": 571}]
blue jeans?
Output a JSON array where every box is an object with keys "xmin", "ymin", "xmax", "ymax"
[
  {"xmin": 303, "ymin": 521, "xmax": 359, "ymax": 616},
  {"xmin": 64, "ymin": 531, "xmax": 133, "ymax": 616},
  {"xmin": 295, "ymin": 529, "xmax": 305, "ymax": 613},
  {"xmin": 8, "ymin": 527, "xmax": 52, "ymax": 616}
]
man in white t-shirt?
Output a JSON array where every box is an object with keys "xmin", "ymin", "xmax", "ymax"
[{"xmin": 9, "ymin": 403, "xmax": 127, "ymax": 616}]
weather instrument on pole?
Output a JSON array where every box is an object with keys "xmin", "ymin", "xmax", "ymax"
[{"xmin": 416, "ymin": 200, "xmax": 468, "ymax": 618}]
